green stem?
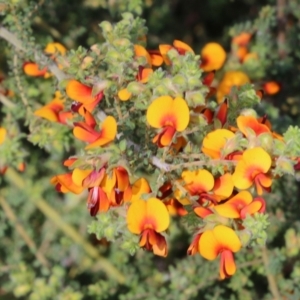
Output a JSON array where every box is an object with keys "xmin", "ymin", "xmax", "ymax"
[
  {"xmin": 5, "ymin": 168, "xmax": 125, "ymax": 283},
  {"xmin": 0, "ymin": 196, "xmax": 50, "ymax": 268},
  {"xmin": 0, "ymin": 26, "xmax": 67, "ymax": 81},
  {"xmin": 262, "ymin": 246, "xmax": 282, "ymax": 300}
]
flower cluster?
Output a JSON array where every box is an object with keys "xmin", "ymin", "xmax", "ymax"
[{"xmin": 23, "ymin": 23, "xmax": 300, "ymax": 280}]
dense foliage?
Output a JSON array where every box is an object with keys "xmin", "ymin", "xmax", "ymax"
[{"xmin": 1, "ymin": 1, "xmax": 300, "ymax": 299}]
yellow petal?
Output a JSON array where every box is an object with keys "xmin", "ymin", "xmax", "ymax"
[
  {"xmin": 199, "ymin": 230, "xmax": 219, "ymax": 260},
  {"xmin": 146, "ymin": 96, "xmax": 189, "ymax": 131},
  {"xmin": 0, "ymin": 127, "xmax": 6, "ymax": 145},
  {"xmin": 118, "ymin": 88, "xmax": 132, "ymax": 101},
  {"xmin": 213, "ymin": 225, "xmax": 242, "ymax": 253},
  {"xmin": 202, "ymin": 129, "xmax": 235, "ymax": 159},
  {"xmin": 127, "ymin": 199, "xmax": 147, "ymax": 234},
  {"xmin": 146, "ymin": 198, "xmax": 170, "ymax": 232},
  {"xmin": 72, "ymin": 168, "xmax": 93, "ymax": 187}
]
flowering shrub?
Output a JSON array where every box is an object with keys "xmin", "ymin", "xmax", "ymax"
[{"xmin": 1, "ymin": 1, "xmax": 300, "ymax": 299}]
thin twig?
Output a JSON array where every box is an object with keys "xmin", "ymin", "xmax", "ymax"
[
  {"xmin": 5, "ymin": 168, "xmax": 125, "ymax": 283},
  {"xmin": 12, "ymin": 54, "xmax": 30, "ymax": 108},
  {"xmin": 0, "ymin": 26, "xmax": 67, "ymax": 81},
  {"xmin": 262, "ymin": 246, "xmax": 282, "ymax": 300},
  {"xmin": 0, "ymin": 94, "xmax": 16, "ymax": 108},
  {"xmin": 0, "ymin": 196, "xmax": 50, "ymax": 269}
]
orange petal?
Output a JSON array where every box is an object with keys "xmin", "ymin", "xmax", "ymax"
[
  {"xmin": 66, "ymin": 80, "xmax": 95, "ymax": 104},
  {"xmin": 85, "ymin": 116, "xmax": 117, "ymax": 149},
  {"xmin": 200, "ymin": 43, "xmax": 226, "ymax": 72},
  {"xmin": 232, "ymin": 32, "xmax": 252, "ymax": 46},
  {"xmin": 72, "ymin": 168, "xmax": 93, "ymax": 187},
  {"xmin": 214, "ymin": 191, "xmax": 252, "ymax": 218},
  {"xmin": 23, "ymin": 62, "xmax": 48, "ymax": 77},
  {"xmin": 159, "ymin": 44, "xmax": 173, "ymax": 65},
  {"xmin": 237, "ymin": 116, "xmax": 270, "ymax": 137},
  {"xmin": 152, "ymin": 232, "xmax": 168, "ymax": 257},
  {"xmin": 53, "ymin": 173, "xmax": 84, "ymax": 194},
  {"xmin": 173, "ymin": 40, "xmax": 194, "ymax": 54},
  {"xmin": 263, "ymin": 81, "xmax": 280, "ymax": 95},
  {"xmin": 220, "ymin": 250, "xmax": 236, "ymax": 279},
  {"xmin": 0, "ymin": 127, "xmax": 7, "ymax": 145},
  {"xmin": 216, "ymin": 71, "xmax": 250, "ymax": 103},
  {"xmin": 115, "ymin": 167, "xmax": 130, "ymax": 191},
  {"xmin": 118, "ymin": 88, "xmax": 132, "ymax": 101},
  {"xmin": 148, "ymin": 50, "xmax": 164, "ymax": 66},
  {"xmin": 134, "ymin": 44, "xmax": 152, "ymax": 65},
  {"xmin": 199, "ymin": 229, "xmax": 220, "ymax": 260},
  {"xmin": 139, "ymin": 68, "xmax": 153, "ymax": 83},
  {"xmin": 194, "ymin": 206, "xmax": 213, "ymax": 218},
  {"xmin": 213, "ymin": 173, "xmax": 234, "ymax": 199},
  {"xmin": 202, "ymin": 129, "xmax": 235, "ymax": 159},
  {"xmin": 44, "ymin": 42, "xmax": 67, "ymax": 56},
  {"xmin": 73, "ymin": 123, "xmax": 99, "ymax": 143}
]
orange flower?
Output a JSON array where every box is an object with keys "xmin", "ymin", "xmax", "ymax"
[
  {"xmin": 200, "ymin": 43, "xmax": 226, "ymax": 72},
  {"xmin": 199, "ymin": 225, "xmax": 242, "ymax": 279},
  {"xmin": 72, "ymin": 167, "xmax": 110, "ymax": 215},
  {"xmin": 165, "ymin": 199, "xmax": 188, "ymax": 216},
  {"xmin": 216, "ymin": 71, "xmax": 250, "ymax": 103},
  {"xmin": 263, "ymin": 81, "xmax": 280, "ymax": 95},
  {"xmin": 202, "ymin": 129, "xmax": 235, "ymax": 159},
  {"xmin": 118, "ymin": 66, "xmax": 153, "ymax": 101},
  {"xmin": 50, "ymin": 173, "xmax": 84, "ymax": 194},
  {"xmin": 127, "ymin": 198, "xmax": 170, "ymax": 256},
  {"xmin": 23, "ymin": 42, "xmax": 66, "ymax": 78},
  {"xmin": 159, "ymin": 40, "xmax": 194, "ymax": 65},
  {"xmin": 237, "ymin": 115, "xmax": 270, "ymax": 137},
  {"xmin": 34, "ymin": 91, "xmax": 73, "ymax": 124},
  {"xmin": 23, "ymin": 63, "xmax": 50, "ymax": 78},
  {"xmin": 73, "ymin": 111, "xmax": 117, "ymax": 149},
  {"xmin": 101, "ymin": 167, "xmax": 132, "ymax": 206},
  {"xmin": 44, "ymin": 42, "xmax": 67, "ymax": 57},
  {"xmin": 232, "ymin": 147, "xmax": 272, "ymax": 195},
  {"xmin": 214, "ymin": 191, "xmax": 266, "ymax": 219},
  {"xmin": 232, "ymin": 32, "xmax": 252, "ymax": 47},
  {"xmin": 0, "ymin": 127, "xmax": 6, "ymax": 145},
  {"xmin": 176, "ymin": 169, "xmax": 214, "ymax": 205},
  {"xmin": 187, "ymin": 233, "xmax": 201, "ymax": 255},
  {"xmin": 146, "ymin": 96, "xmax": 190, "ymax": 147},
  {"xmin": 66, "ymin": 80, "xmax": 103, "ymax": 113}
]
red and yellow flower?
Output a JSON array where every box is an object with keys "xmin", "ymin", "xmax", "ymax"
[
  {"xmin": 237, "ymin": 115, "xmax": 270, "ymax": 137},
  {"xmin": 146, "ymin": 95, "xmax": 190, "ymax": 147},
  {"xmin": 66, "ymin": 80, "xmax": 103, "ymax": 113},
  {"xmin": 202, "ymin": 129, "xmax": 236, "ymax": 159},
  {"xmin": 232, "ymin": 147, "xmax": 272, "ymax": 195},
  {"xmin": 200, "ymin": 43, "xmax": 226, "ymax": 72},
  {"xmin": 198, "ymin": 225, "xmax": 242, "ymax": 279},
  {"xmin": 73, "ymin": 111, "xmax": 117, "ymax": 149},
  {"xmin": 34, "ymin": 91, "xmax": 73, "ymax": 124},
  {"xmin": 214, "ymin": 191, "xmax": 266, "ymax": 219},
  {"xmin": 159, "ymin": 40, "xmax": 194, "ymax": 65},
  {"xmin": 23, "ymin": 42, "xmax": 67, "ymax": 78},
  {"xmin": 216, "ymin": 71, "xmax": 250, "ymax": 103},
  {"xmin": 127, "ymin": 198, "xmax": 170, "ymax": 256}
]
